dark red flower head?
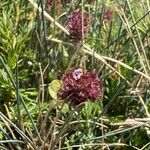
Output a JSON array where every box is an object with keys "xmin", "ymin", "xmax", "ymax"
[
  {"xmin": 66, "ymin": 10, "xmax": 89, "ymax": 42},
  {"xmin": 47, "ymin": 0, "xmax": 63, "ymax": 15},
  {"xmin": 59, "ymin": 68, "xmax": 102, "ymax": 105},
  {"xmin": 103, "ymin": 10, "xmax": 113, "ymax": 22}
]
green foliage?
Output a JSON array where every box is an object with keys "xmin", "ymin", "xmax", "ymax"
[
  {"xmin": 81, "ymin": 101, "xmax": 102, "ymax": 119},
  {"xmin": 0, "ymin": 0, "xmax": 150, "ymax": 149},
  {"xmin": 48, "ymin": 79, "xmax": 61, "ymax": 99}
]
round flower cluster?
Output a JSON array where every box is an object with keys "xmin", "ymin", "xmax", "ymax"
[
  {"xmin": 66, "ymin": 10, "xmax": 89, "ymax": 42},
  {"xmin": 59, "ymin": 68, "xmax": 102, "ymax": 105}
]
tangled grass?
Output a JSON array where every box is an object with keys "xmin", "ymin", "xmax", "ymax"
[{"xmin": 0, "ymin": 0, "xmax": 150, "ymax": 149}]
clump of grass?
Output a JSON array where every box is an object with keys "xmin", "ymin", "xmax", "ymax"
[{"xmin": 0, "ymin": 0, "xmax": 150, "ymax": 149}]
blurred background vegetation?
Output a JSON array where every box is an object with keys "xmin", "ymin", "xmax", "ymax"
[{"xmin": 0, "ymin": 0, "xmax": 150, "ymax": 149}]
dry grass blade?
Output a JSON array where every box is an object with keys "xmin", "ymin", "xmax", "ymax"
[
  {"xmin": 57, "ymin": 143, "xmax": 140, "ymax": 150},
  {"xmin": 47, "ymin": 37, "xmax": 131, "ymax": 84},
  {"xmin": 112, "ymin": 2, "xmax": 149, "ymax": 75},
  {"xmin": 28, "ymin": 0, "xmax": 70, "ymax": 35},
  {"xmin": 83, "ymin": 45, "xmax": 150, "ymax": 81}
]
